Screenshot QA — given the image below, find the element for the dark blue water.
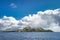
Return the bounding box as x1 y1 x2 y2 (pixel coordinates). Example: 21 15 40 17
0 32 60 40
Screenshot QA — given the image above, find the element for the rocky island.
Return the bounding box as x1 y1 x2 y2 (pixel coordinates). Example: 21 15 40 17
2 26 53 32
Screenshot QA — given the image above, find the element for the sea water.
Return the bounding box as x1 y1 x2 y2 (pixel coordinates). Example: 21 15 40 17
0 32 60 40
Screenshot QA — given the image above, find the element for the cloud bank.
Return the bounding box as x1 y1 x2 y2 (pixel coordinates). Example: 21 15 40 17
0 8 60 32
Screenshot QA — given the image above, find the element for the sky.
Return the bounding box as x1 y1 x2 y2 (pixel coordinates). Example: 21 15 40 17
0 0 60 32
0 0 60 19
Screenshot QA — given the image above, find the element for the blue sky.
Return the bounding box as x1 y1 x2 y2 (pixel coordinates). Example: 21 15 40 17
0 0 60 19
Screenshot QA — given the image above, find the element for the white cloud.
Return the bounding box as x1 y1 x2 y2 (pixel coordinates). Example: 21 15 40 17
21 14 47 28
9 3 17 8
0 16 19 31
0 8 60 32
48 23 60 32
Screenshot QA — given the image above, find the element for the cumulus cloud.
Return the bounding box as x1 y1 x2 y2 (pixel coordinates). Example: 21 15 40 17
0 16 19 31
9 3 17 8
48 23 60 32
0 8 60 32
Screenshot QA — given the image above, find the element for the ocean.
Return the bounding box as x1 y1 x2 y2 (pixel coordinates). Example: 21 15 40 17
0 32 60 40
